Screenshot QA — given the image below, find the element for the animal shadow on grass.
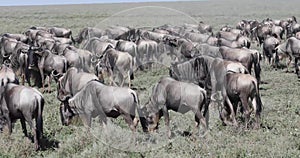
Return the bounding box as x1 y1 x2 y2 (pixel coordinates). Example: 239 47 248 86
27 134 60 151
40 136 60 151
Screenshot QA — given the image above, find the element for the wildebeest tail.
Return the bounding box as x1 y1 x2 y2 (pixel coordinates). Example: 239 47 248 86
130 56 134 80
201 89 210 128
251 53 261 84
70 31 76 44
253 80 262 114
36 96 44 140
63 58 68 73
131 90 148 132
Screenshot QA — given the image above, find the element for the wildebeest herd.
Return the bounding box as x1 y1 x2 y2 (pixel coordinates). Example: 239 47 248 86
0 15 299 150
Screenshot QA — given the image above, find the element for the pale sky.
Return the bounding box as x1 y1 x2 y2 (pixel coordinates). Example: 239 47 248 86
0 0 186 6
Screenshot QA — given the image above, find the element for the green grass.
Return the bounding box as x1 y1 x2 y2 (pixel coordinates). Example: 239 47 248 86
0 0 300 157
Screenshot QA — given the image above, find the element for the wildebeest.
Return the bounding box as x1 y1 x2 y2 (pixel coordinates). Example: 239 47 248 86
0 82 44 150
253 24 272 46
136 38 158 68
163 37 197 60
194 43 222 58
219 46 261 83
221 72 262 128
263 36 280 65
56 67 98 125
143 76 208 138
192 56 249 126
74 27 104 44
83 37 114 58
2 33 28 43
115 40 139 68
0 64 19 85
66 80 144 134
275 37 300 77
95 47 134 87
49 27 73 39
28 48 67 92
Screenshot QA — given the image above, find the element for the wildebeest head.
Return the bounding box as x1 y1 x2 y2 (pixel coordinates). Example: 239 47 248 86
94 62 106 83
169 62 180 80
0 115 8 132
59 101 74 126
27 46 41 70
143 98 162 132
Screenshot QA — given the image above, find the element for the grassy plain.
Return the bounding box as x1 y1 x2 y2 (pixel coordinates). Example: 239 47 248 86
0 0 299 157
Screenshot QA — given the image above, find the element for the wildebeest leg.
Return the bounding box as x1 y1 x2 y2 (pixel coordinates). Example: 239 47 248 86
21 71 25 85
25 68 31 86
286 55 292 72
20 118 28 137
240 95 250 129
108 69 117 86
4 114 12 134
48 75 52 93
79 114 92 128
39 69 45 93
162 106 171 138
122 113 136 142
194 110 207 137
251 97 260 129
224 96 238 127
295 57 300 78
119 72 125 87
127 71 131 88
26 118 39 150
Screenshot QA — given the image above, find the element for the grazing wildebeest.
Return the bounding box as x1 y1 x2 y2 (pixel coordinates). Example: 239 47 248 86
28 48 67 92
221 72 262 128
66 80 144 134
143 77 208 138
0 82 44 150
275 37 300 77
95 47 134 87
55 67 98 125
263 36 280 65
193 56 249 126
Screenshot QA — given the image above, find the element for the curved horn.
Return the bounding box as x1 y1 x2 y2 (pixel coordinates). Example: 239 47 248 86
59 94 72 102
2 53 10 58
211 92 221 102
91 56 98 63
51 70 61 77
3 59 10 65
